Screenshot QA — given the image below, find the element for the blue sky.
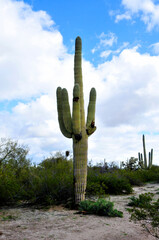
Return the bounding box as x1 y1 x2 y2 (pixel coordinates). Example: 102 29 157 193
15 0 159 64
1 0 159 165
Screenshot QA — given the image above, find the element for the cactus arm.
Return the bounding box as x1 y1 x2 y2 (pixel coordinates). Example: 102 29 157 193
61 88 72 134
140 153 144 168
72 84 81 137
142 134 147 168
138 152 142 168
86 88 97 136
148 152 151 169
56 87 72 138
150 148 153 168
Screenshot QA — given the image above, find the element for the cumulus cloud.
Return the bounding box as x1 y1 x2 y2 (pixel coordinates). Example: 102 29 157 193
0 0 74 101
0 0 74 159
115 11 132 23
1 0 159 164
91 32 117 54
97 48 159 127
116 0 159 31
100 42 129 59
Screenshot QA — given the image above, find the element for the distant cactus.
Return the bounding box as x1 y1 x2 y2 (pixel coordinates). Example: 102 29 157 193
138 135 153 169
56 37 97 205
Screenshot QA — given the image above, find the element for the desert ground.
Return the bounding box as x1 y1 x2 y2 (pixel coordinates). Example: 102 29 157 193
0 183 159 240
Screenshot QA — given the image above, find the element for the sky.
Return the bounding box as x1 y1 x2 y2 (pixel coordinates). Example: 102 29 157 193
1 0 159 165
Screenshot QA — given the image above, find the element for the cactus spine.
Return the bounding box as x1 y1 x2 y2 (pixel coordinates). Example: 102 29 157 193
56 37 97 205
138 134 153 169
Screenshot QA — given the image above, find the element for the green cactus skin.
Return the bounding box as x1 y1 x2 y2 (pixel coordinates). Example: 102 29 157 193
140 153 144 168
143 134 147 168
138 152 143 168
56 36 97 204
150 148 153 168
56 87 72 138
139 135 153 169
148 151 151 169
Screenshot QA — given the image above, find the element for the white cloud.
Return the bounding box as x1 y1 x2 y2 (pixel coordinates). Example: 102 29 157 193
100 50 113 58
97 48 159 127
0 0 74 101
1 0 159 165
89 47 159 164
99 32 118 47
116 0 159 31
115 11 132 23
100 42 129 58
150 42 159 54
122 0 154 13
91 32 117 54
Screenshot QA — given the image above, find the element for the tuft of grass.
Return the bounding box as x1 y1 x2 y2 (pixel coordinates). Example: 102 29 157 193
78 198 123 217
1 215 17 221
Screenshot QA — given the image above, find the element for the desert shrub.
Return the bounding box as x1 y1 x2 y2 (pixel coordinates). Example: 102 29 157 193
86 181 106 196
128 192 154 207
100 174 132 194
32 154 73 205
1 138 159 208
119 166 159 186
87 170 132 196
79 198 123 217
0 167 19 203
0 138 31 204
128 193 159 238
121 157 139 170
120 169 145 186
0 140 74 206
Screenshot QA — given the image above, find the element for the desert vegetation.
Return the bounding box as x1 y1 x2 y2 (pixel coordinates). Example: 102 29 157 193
127 192 159 238
0 138 159 238
0 138 159 207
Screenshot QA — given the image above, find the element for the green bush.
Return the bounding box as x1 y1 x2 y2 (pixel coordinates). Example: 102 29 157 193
30 154 73 205
79 198 123 217
120 170 144 186
128 192 154 207
128 193 159 238
118 166 159 186
0 138 159 208
0 140 74 206
87 170 132 196
0 138 31 204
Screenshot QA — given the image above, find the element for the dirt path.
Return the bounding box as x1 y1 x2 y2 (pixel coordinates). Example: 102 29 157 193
0 183 159 240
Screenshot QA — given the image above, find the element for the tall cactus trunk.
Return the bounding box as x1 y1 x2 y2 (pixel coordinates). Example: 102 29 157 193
56 36 97 205
73 136 88 203
142 134 147 168
73 37 88 203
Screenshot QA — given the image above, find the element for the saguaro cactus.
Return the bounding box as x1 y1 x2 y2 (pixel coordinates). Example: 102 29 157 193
138 134 153 169
56 36 97 204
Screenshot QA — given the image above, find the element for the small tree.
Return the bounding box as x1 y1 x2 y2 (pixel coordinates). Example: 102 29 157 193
120 157 139 170
0 138 31 204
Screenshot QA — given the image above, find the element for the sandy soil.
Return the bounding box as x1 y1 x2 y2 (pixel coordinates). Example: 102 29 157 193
0 183 159 240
